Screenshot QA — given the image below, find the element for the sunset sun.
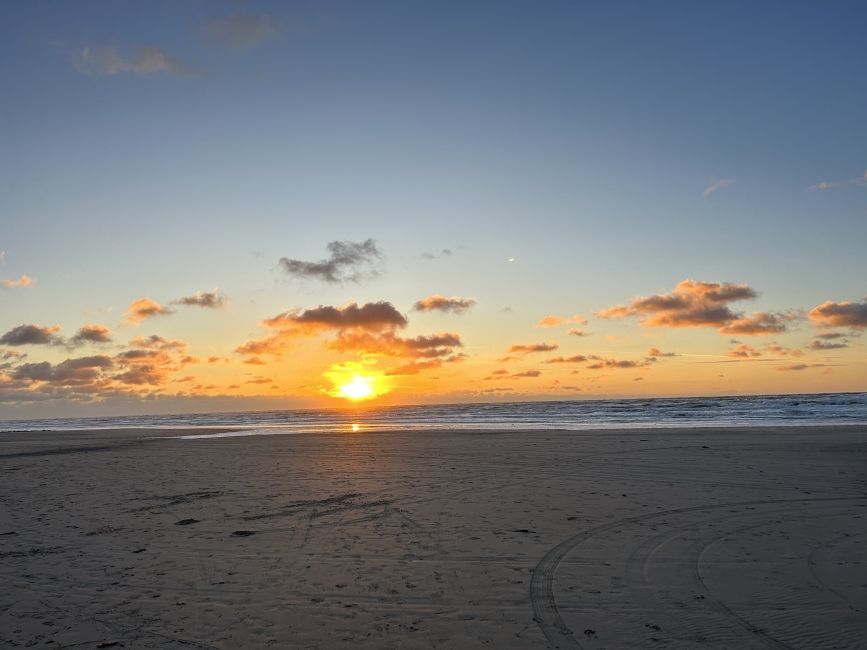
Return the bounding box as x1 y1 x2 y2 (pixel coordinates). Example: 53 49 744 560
337 374 376 401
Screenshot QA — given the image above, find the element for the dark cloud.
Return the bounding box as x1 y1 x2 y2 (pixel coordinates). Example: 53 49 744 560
586 356 650 370
265 301 407 332
279 239 383 283
808 298 867 329
204 13 280 49
808 339 848 350
413 295 476 314
543 355 588 364
71 324 112 345
128 335 187 352
719 311 799 336
511 370 541 378
0 324 62 346
175 290 227 309
508 343 559 354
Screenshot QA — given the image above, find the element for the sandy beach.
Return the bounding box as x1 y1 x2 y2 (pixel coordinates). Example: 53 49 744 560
1 425 866 649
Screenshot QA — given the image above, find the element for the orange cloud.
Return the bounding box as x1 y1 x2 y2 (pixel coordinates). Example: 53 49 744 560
71 324 112 345
536 314 587 328
124 297 173 325
413 295 476 314
1 275 33 289
808 298 867 329
719 311 799 336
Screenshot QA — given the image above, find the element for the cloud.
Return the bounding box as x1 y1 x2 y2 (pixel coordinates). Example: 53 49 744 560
765 343 804 357
204 13 280 49
775 363 831 372
728 344 762 358
264 301 407 332
511 370 541 378
385 355 464 376
543 355 588 364
809 170 867 191
420 248 453 260
718 311 799 336
174 290 227 309
71 324 112 345
328 331 462 360
279 239 383 284
0 324 62 346
598 279 794 336
508 343 559 354
702 178 734 198
128 335 187 352
586 356 650 370
568 328 591 337
413 295 476 314
808 339 848 350
808 298 867 329
1 275 33 289
73 45 187 77
646 347 677 358
536 314 588 328
124 298 174 326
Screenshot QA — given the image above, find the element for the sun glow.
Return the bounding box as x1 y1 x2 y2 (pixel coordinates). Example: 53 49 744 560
337 374 376 400
325 362 390 402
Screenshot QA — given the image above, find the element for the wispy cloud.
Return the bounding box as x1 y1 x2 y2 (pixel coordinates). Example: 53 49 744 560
174 290 227 309
809 170 867 191
279 239 383 284
413 295 476 314
0 274 32 289
204 14 281 50
702 178 734 198
73 45 188 77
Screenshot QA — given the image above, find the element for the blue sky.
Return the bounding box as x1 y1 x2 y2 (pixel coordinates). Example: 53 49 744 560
1 1 866 416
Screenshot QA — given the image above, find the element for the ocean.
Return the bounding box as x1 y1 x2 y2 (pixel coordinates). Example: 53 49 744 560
1 392 866 437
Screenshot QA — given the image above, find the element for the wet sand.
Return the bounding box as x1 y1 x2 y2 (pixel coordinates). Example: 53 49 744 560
1 425 866 649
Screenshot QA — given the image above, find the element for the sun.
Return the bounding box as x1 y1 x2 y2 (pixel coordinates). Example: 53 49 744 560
337 374 376 401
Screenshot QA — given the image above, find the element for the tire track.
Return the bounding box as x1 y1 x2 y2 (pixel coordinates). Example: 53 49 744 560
529 496 866 649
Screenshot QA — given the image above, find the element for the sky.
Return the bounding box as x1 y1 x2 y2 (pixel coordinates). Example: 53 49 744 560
1 0 866 418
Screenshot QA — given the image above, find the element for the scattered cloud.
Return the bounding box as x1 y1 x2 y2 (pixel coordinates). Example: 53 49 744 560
718 311 800 336
174 290 227 309
776 363 831 372
808 298 867 329
809 170 867 191
71 324 112 345
1 275 33 289
414 295 476 314
586 356 650 370
204 13 281 49
702 178 734 198
0 324 62 346
646 347 677 358
508 343 559 355
568 328 591 337
420 248 453 260
124 297 174 326
536 314 587 328
511 370 541 378
598 279 795 336
809 339 848 350
728 344 762 358
279 239 383 284
73 45 188 77
543 355 588 364
264 301 407 333
128 335 187 352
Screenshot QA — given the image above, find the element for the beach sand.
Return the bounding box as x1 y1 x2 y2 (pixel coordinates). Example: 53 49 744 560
1 425 866 649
